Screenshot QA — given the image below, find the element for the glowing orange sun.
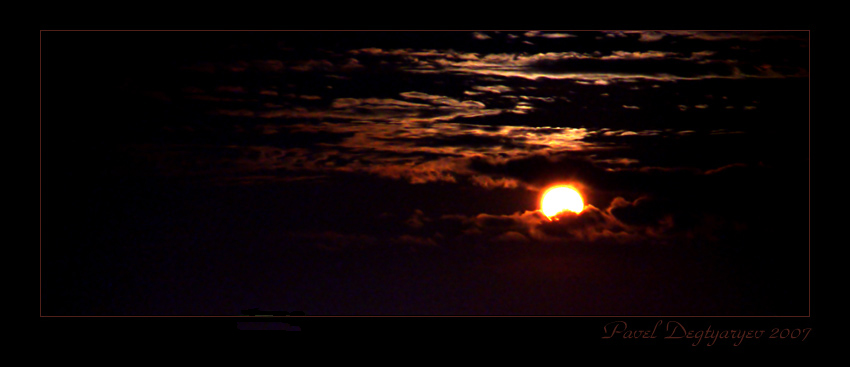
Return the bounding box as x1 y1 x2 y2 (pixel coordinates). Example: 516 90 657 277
540 185 584 219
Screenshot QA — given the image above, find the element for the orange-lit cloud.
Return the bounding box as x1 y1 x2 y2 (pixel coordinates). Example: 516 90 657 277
396 201 655 248
213 91 503 124
142 32 807 191
180 32 807 87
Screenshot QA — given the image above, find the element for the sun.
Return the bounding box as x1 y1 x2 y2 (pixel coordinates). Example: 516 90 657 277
540 185 584 219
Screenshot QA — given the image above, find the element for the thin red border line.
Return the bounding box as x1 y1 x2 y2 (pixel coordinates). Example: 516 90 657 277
37 29 813 31
36 29 812 319
808 30 811 318
41 315 812 318
38 30 811 318
39 30 42 317
39 31 40 315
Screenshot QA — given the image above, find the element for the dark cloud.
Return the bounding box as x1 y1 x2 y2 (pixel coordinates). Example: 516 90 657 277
395 203 638 248
185 56 366 75
464 148 805 241
647 31 805 42
608 195 671 228
468 153 611 193
536 205 632 242
167 117 594 186
360 163 796 250
527 55 736 79
387 132 537 151
492 231 530 244
106 30 807 190
405 209 430 229
212 92 503 124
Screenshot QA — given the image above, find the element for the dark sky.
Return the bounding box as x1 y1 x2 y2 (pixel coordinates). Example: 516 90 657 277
41 30 809 316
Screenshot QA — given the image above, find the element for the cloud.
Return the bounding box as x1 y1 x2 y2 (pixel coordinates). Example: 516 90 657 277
658 31 803 42
600 51 678 60
704 163 749 175
493 231 530 244
216 92 503 125
202 118 595 187
525 54 736 80
423 174 768 247
391 132 533 150
143 99 770 199
331 97 431 110
225 157 786 255
152 34 805 191
281 173 768 254
400 91 488 109
468 175 520 189
607 196 671 227
185 57 366 75
636 31 666 42
534 205 632 242
522 31 577 39
464 151 779 220
405 209 430 229
215 86 248 94
391 43 805 81
180 32 807 90
401 202 653 248
468 153 605 191
537 32 577 39
472 32 491 40
471 85 513 94
615 31 805 43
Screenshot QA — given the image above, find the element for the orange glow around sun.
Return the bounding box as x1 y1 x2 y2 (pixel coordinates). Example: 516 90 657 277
540 185 584 219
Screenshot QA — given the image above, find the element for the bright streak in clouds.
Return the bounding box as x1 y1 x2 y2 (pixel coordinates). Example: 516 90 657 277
540 185 585 219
